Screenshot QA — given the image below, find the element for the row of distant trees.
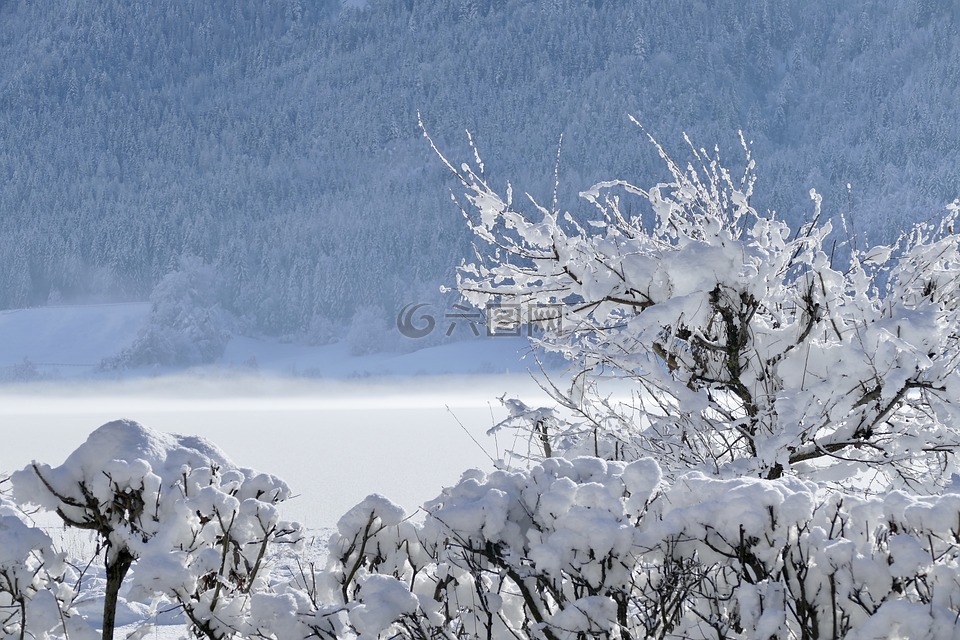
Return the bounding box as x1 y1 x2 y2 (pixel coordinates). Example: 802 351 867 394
2 0 959 339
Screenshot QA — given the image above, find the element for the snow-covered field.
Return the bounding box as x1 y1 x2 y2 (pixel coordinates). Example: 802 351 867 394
0 303 149 373
0 301 545 379
0 302 561 530
0 374 555 530
0 303 564 529
0 302 560 529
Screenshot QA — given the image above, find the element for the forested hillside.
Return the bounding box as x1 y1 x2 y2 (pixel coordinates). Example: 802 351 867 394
1 0 958 339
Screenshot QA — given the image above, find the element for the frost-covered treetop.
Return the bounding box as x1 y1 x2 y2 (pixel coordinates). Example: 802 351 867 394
17 419 228 496
434 125 960 491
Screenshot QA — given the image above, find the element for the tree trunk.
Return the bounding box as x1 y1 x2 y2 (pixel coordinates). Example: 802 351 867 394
103 548 135 640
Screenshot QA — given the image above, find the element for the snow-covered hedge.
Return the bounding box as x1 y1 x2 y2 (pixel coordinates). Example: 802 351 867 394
309 457 960 639
3 422 960 638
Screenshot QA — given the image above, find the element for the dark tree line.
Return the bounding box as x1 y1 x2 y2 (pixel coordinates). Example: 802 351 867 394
0 0 957 339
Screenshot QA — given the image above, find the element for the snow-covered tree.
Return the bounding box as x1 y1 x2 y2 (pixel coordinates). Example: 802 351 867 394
253 124 960 638
11 420 301 640
105 256 231 368
431 122 960 492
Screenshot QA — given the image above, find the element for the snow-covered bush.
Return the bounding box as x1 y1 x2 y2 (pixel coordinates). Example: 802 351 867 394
11 420 301 640
4 422 959 639
303 124 960 639
0 496 95 639
429 122 960 492
106 256 231 368
130 461 302 639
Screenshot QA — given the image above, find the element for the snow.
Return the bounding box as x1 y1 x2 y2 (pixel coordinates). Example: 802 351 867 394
20 422 249 499
336 494 406 535
548 596 617 638
0 304 562 640
0 374 555 531
4 286 960 638
0 302 562 534
0 303 149 371
348 575 419 637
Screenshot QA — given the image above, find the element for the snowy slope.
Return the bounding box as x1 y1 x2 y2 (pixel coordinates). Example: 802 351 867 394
0 302 547 379
0 303 149 373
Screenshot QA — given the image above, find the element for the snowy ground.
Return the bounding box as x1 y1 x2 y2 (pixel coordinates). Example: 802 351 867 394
0 302 563 526
0 302 149 374
0 374 557 529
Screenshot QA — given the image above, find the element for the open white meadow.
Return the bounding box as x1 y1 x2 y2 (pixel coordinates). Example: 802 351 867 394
0 374 554 530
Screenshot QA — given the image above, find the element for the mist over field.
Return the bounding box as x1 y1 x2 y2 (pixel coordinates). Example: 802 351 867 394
0 375 554 528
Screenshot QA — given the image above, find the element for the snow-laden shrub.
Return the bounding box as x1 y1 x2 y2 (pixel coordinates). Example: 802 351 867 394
316 459 664 639
4 424 960 639
11 420 301 640
0 496 96 639
286 124 960 639
316 458 960 639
